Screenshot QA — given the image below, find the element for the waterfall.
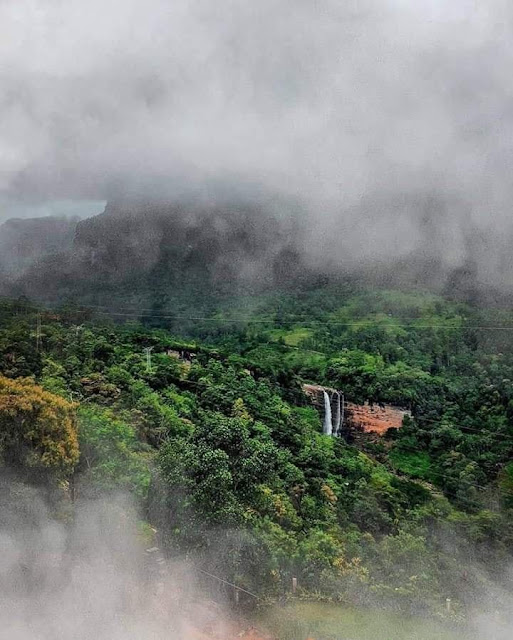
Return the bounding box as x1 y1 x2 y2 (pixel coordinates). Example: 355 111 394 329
323 390 332 435
340 393 345 436
333 391 341 436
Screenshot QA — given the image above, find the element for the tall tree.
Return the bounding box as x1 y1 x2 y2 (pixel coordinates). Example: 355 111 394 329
0 376 79 476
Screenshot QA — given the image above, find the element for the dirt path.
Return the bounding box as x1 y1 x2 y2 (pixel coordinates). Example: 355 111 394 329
188 621 274 640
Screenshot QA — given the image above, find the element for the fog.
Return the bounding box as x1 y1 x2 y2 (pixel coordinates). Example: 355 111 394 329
1 0 513 288
0 198 105 225
4 6 513 637
0 483 232 640
3 480 513 640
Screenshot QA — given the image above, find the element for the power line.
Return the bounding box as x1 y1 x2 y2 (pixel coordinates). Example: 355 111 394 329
196 568 260 600
173 372 507 441
29 311 507 445
161 374 506 497
7 299 513 495
411 414 513 438
80 337 511 443
389 449 501 494
87 309 513 330
14 298 513 330
46 300 513 326
140 364 504 476
158 374 511 491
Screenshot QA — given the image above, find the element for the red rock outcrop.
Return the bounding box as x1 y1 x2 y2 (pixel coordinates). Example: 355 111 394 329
345 402 409 434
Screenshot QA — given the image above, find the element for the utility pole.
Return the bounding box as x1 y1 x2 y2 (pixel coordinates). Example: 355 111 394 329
144 346 154 373
36 313 42 353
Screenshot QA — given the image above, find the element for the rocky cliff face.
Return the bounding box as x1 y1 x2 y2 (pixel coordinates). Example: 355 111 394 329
0 198 505 308
71 200 304 286
0 216 79 275
345 402 410 435
0 200 308 305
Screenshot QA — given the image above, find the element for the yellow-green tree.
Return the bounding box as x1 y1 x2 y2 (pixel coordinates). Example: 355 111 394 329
0 376 79 475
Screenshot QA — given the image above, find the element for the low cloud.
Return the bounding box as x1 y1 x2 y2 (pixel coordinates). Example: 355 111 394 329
1 0 513 287
0 481 230 640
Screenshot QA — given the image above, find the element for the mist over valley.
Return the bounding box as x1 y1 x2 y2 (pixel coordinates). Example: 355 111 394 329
3 1 513 639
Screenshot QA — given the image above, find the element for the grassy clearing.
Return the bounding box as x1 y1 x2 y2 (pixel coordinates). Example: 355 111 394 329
257 602 471 640
389 450 433 479
267 327 314 346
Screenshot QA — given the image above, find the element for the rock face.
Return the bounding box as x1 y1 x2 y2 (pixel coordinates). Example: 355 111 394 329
303 384 338 396
71 200 305 288
303 384 409 436
0 199 506 308
345 402 410 434
1 200 309 304
0 216 79 275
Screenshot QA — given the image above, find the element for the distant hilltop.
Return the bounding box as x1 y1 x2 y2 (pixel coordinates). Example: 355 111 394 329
0 198 507 308
0 200 308 304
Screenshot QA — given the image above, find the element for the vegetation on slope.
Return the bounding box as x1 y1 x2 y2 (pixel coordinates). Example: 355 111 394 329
1 287 513 619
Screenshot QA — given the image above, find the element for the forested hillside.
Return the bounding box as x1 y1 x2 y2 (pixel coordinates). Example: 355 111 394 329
2 287 513 620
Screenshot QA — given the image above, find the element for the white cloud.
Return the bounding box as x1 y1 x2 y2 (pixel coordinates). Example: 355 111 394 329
1 0 513 285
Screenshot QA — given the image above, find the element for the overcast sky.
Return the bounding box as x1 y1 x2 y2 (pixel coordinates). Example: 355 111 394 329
1 0 513 284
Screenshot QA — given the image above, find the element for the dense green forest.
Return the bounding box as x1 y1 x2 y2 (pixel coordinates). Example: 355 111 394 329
2 286 513 619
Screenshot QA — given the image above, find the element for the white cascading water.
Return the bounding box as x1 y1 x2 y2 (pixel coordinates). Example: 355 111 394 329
340 393 345 435
323 390 332 435
333 391 341 436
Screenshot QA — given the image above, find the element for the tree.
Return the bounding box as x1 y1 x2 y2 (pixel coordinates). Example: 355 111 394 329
158 411 282 538
77 405 151 497
0 375 78 476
